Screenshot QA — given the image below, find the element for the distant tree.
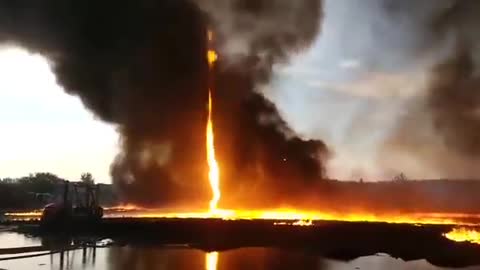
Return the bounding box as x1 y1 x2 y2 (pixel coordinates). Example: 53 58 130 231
1 177 16 184
80 173 95 185
17 172 65 193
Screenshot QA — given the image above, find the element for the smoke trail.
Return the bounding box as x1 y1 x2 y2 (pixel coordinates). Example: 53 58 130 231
0 0 327 207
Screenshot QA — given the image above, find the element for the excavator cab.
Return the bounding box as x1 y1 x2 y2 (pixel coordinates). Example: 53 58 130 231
41 180 103 228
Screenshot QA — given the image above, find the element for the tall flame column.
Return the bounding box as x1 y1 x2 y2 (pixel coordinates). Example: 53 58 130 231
206 30 220 212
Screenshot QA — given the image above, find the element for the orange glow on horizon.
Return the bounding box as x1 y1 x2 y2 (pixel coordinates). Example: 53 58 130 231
97 207 480 226
275 219 314 226
4 211 42 217
7 207 480 227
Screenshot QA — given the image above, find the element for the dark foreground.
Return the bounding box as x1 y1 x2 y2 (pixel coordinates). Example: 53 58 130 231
3 218 480 268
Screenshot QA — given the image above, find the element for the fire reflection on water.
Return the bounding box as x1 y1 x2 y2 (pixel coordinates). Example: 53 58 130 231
206 252 218 270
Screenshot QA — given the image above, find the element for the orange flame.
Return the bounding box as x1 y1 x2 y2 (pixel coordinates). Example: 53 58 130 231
206 29 220 212
207 91 221 212
207 50 218 68
444 227 480 244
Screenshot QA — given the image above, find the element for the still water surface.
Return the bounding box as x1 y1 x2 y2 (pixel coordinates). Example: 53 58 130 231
0 232 479 270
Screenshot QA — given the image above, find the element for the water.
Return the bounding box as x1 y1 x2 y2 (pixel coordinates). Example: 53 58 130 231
0 232 479 270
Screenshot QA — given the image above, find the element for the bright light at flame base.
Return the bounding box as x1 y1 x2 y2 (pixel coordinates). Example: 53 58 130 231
206 252 218 270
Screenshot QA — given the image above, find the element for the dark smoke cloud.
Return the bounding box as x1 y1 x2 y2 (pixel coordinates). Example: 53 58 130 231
0 0 210 207
0 0 326 207
428 1 480 158
380 0 480 178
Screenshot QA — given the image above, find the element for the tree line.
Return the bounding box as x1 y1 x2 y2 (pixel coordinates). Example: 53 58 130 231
1 172 96 193
0 172 99 211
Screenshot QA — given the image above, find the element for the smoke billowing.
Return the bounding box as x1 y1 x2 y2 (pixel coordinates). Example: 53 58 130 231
267 0 480 180
0 0 326 207
381 1 480 179
427 2 480 162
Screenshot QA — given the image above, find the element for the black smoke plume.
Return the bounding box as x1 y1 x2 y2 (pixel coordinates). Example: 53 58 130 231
428 1 480 159
0 0 326 207
381 1 480 178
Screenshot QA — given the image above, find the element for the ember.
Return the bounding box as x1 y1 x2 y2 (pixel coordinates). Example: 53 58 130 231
100 208 479 226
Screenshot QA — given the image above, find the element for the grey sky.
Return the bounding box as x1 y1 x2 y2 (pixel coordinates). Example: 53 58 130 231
0 47 118 183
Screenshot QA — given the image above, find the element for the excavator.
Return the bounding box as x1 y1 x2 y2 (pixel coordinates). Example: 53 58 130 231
40 180 103 227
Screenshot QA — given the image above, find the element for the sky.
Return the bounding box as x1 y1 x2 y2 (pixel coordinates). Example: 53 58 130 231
0 47 118 183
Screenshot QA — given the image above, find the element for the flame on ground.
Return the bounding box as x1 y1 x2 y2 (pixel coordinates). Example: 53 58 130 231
4 211 42 218
99 207 480 226
444 227 480 244
7 207 480 228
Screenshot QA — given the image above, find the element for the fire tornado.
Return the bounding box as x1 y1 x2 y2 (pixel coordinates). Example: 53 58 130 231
206 30 220 212
207 91 220 212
